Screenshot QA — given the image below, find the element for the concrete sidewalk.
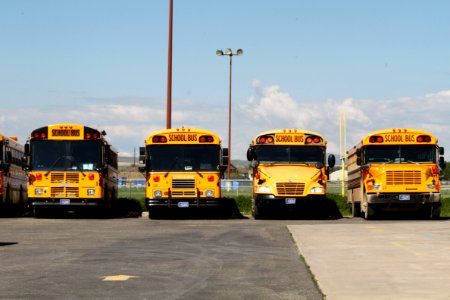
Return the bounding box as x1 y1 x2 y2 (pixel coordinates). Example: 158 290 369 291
288 221 450 300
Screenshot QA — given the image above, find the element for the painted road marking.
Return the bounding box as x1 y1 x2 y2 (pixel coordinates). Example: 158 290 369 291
102 275 139 281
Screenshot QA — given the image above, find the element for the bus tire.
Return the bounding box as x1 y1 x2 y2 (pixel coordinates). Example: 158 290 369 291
364 203 375 220
253 204 264 220
5 185 12 206
430 204 440 220
33 207 44 218
148 207 162 219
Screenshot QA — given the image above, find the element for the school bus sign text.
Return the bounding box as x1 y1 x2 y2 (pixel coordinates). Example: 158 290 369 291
275 134 304 143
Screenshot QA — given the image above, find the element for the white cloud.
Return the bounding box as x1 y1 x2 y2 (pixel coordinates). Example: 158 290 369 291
237 81 450 160
1 83 450 161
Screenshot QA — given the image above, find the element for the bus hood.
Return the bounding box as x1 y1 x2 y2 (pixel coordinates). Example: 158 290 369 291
258 165 322 181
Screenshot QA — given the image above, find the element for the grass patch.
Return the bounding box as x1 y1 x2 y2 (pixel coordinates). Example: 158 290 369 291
441 196 450 217
119 187 146 211
326 193 351 217
233 195 252 216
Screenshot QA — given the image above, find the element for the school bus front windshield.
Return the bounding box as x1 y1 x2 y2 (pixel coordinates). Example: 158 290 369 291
149 145 220 172
31 140 101 171
364 145 436 164
255 145 325 164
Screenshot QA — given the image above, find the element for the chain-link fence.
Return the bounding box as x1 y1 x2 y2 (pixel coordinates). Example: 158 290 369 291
118 178 450 199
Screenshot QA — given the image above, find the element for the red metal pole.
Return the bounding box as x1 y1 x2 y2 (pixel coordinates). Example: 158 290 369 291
227 55 232 179
166 0 173 129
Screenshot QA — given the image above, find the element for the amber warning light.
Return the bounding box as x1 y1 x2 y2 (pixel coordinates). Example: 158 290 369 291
31 127 48 139
152 136 168 143
199 135 214 143
257 135 274 144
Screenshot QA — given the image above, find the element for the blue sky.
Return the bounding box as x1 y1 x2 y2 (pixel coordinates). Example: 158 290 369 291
1 0 450 159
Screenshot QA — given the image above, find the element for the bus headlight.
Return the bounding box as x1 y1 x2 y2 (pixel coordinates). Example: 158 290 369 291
372 184 382 190
310 187 324 193
205 190 214 197
35 188 43 195
87 189 95 196
256 186 271 193
154 190 162 198
427 184 436 190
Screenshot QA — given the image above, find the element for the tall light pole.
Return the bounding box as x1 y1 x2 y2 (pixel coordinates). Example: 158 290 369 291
166 0 173 129
216 48 243 179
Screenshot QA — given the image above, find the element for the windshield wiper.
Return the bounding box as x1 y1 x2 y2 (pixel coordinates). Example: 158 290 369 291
164 157 179 178
44 156 64 176
67 156 87 177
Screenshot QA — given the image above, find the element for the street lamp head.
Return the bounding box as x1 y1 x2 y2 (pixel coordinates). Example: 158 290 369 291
236 49 244 56
216 49 224 56
225 48 233 55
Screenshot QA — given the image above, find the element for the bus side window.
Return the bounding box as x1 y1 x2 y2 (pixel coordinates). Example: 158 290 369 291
5 150 12 164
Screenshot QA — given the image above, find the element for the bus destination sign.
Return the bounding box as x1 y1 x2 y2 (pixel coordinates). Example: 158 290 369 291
275 134 304 143
52 129 81 137
168 133 198 142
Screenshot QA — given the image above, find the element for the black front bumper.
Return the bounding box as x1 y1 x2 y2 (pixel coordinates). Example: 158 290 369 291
146 198 220 209
30 198 102 207
254 194 325 208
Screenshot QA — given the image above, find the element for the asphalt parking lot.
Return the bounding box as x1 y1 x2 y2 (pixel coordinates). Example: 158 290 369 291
2 216 450 300
0 217 323 300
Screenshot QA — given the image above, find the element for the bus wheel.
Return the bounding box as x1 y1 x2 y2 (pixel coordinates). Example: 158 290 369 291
430 204 440 220
148 207 163 219
253 204 264 220
33 207 44 218
5 185 12 206
364 204 375 220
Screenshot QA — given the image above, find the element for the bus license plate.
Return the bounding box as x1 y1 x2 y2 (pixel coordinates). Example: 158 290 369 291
178 202 189 208
399 194 410 201
60 199 70 205
286 198 296 205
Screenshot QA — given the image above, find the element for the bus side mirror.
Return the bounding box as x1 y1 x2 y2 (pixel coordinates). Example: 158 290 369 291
222 148 229 166
219 165 227 176
439 157 446 170
327 154 336 168
246 147 255 161
356 148 362 165
25 143 30 156
357 157 362 166
138 147 147 171
139 147 146 165
439 147 445 155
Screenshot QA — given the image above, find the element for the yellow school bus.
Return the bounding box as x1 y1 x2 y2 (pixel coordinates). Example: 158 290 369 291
23 124 118 216
246 129 336 219
0 133 27 211
139 128 227 219
347 128 445 219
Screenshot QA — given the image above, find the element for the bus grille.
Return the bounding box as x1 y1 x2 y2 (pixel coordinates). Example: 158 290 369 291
386 171 421 185
172 179 195 189
66 173 79 183
50 187 80 198
172 191 196 196
276 182 305 196
51 173 80 184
